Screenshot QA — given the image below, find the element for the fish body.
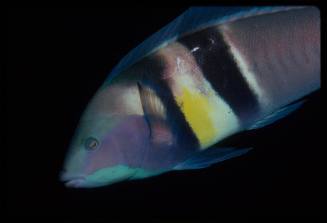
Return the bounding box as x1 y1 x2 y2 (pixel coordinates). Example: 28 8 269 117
61 6 320 187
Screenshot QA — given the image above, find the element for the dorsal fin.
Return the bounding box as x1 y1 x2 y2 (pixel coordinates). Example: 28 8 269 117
105 6 301 83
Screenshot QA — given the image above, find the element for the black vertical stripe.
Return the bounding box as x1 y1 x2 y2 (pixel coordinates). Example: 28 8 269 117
178 26 260 123
131 55 200 152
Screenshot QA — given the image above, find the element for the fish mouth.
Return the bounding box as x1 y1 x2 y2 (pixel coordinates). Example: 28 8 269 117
64 177 87 188
60 172 87 188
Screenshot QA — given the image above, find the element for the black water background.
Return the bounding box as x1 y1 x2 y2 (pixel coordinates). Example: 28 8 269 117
6 8 321 218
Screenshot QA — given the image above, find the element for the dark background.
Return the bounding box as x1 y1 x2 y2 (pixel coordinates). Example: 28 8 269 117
6 8 321 218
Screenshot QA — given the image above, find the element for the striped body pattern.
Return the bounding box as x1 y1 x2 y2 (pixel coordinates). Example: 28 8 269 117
61 6 320 187
126 6 320 151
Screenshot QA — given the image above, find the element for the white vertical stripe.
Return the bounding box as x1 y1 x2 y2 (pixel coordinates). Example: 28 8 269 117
219 25 269 108
158 42 240 149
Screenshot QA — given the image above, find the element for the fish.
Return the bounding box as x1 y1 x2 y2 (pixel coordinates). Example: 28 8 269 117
60 6 320 188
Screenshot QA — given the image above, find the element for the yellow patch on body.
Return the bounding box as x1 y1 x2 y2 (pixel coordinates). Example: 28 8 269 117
176 87 219 149
156 42 240 150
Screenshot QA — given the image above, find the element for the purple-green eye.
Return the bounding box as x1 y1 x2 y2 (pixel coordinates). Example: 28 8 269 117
85 137 99 151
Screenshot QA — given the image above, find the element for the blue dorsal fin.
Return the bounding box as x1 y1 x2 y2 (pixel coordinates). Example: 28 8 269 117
105 6 300 83
249 100 306 130
173 147 252 170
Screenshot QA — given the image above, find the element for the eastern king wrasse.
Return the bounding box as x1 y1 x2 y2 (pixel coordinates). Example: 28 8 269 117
60 6 320 188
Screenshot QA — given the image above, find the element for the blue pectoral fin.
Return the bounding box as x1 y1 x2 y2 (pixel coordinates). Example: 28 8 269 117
173 147 252 170
249 100 306 130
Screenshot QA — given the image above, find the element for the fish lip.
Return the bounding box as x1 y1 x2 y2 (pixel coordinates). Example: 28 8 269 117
60 172 87 188
65 177 87 188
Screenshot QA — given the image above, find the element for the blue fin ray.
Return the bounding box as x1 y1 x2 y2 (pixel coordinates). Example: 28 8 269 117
173 147 252 170
249 100 306 130
105 6 299 83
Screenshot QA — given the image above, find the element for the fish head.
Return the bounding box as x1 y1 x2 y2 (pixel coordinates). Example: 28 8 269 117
60 65 182 188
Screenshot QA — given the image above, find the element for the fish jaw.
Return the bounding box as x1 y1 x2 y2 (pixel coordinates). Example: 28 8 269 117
61 165 136 188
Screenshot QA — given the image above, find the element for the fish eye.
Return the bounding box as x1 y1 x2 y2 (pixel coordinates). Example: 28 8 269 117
85 137 99 151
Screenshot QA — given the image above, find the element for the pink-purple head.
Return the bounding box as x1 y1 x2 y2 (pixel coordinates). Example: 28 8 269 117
60 69 182 188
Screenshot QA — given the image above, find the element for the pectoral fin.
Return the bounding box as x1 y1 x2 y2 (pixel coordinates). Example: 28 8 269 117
137 82 173 145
